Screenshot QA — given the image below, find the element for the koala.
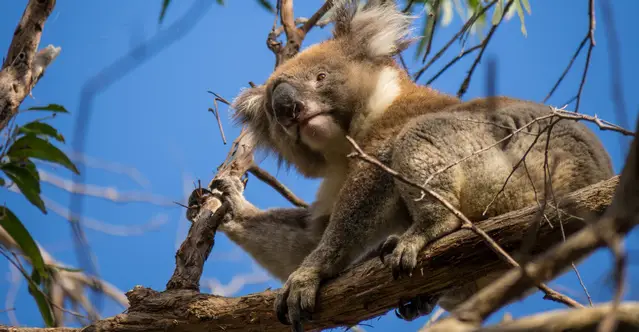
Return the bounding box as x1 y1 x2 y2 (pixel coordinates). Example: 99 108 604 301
189 0 614 330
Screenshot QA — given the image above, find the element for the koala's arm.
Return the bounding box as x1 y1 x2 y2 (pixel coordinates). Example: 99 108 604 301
275 159 404 326
191 177 323 282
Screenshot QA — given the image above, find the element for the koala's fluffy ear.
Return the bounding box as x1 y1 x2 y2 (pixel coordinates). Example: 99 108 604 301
331 0 415 59
232 85 270 144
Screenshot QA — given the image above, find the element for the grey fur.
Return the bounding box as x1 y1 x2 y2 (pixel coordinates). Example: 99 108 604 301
197 0 615 330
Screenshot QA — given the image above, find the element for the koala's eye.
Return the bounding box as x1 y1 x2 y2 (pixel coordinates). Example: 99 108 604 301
316 73 327 81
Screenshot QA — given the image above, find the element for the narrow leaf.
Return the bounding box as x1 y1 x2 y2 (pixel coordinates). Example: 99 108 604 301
492 0 503 25
7 135 79 174
521 0 531 14
515 0 527 37
27 282 55 327
18 122 65 143
255 0 275 13
1 162 46 213
27 104 68 113
0 207 47 278
159 0 172 23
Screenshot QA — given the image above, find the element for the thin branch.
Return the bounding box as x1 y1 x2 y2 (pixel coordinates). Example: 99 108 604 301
574 0 597 113
248 164 309 208
542 37 588 103
476 302 639 332
425 44 482 86
420 0 442 64
413 0 498 82
457 0 515 98
207 91 229 145
300 0 334 36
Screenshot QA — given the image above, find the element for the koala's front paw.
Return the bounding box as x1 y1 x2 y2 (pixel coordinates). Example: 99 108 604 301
379 233 427 280
185 187 212 221
395 294 438 321
274 266 321 332
210 176 247 222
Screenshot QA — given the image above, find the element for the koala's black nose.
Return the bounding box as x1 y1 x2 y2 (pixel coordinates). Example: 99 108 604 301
271 82 304 124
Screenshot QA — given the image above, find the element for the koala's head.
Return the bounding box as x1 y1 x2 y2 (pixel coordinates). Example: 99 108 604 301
232 0 415 177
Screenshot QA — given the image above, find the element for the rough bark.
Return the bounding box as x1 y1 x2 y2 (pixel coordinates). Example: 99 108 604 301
0 0 57 130
1 176 615 332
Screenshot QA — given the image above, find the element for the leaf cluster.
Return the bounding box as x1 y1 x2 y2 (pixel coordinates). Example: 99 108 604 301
1 104 79 327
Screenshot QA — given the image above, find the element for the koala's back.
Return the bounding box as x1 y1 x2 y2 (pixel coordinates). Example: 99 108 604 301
391 97 614 221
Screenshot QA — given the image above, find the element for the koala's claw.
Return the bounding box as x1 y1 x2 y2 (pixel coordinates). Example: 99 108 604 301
185 187 212 221
382 234 426 280
274 267 320 332
395 294 438 321
378 234 400 264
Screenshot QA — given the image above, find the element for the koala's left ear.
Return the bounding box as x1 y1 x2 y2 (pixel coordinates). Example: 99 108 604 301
331 0 416 59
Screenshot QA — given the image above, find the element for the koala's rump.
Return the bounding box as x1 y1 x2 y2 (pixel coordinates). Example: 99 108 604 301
390 98 614 222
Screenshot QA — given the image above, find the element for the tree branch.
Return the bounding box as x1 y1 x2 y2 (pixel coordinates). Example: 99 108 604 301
27 175 615 332
0 0 58 131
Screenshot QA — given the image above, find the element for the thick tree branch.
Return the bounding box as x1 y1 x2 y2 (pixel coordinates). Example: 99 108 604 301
0 0 58 131
166 129 255 290
23 176 615 332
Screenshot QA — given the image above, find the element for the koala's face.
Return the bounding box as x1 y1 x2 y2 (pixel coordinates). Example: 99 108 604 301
264 41 375 153
232 0 414 177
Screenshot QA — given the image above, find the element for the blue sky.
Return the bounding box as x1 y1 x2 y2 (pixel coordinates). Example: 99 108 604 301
1 0 638 330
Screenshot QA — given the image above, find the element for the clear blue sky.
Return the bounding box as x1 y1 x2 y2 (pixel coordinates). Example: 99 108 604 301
1 0 638 330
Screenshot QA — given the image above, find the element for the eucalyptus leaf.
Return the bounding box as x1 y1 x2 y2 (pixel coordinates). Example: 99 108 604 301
27 281 56 327
255 0 275 13
492 0 503 25
27 104 68 113
0 207 47 279
159 0 171 23
7 135 79 174
1 162 45 213
18 121 65 143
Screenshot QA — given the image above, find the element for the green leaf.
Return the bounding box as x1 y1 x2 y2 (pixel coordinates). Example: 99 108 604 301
216 0 224 5
0 207 47 278
18 121 65 143
492 0 503 25
159 0 171 23
1 161 45 213
521 0 531 14
255 0 275 13
27 104 68 113
0 177 5 186
7 135 79 174
514 0 528 37
27 281 55 327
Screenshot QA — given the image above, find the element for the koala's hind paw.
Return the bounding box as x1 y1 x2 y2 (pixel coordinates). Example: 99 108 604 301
395 294 438 321
378 234 400 263
274 266 320 332
380 233 428 280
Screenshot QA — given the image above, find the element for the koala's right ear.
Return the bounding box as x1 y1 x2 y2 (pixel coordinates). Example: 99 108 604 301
331 0 415 60
232 85 271 143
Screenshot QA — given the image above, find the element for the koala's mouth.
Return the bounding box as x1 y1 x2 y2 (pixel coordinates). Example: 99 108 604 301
297 112 325 127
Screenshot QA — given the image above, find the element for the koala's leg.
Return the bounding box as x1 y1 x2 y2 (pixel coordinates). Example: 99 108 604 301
275 160 408 328
186 177 322 282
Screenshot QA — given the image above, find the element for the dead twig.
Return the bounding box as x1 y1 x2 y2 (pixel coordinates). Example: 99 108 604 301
248 164 309 208
457 0 515 98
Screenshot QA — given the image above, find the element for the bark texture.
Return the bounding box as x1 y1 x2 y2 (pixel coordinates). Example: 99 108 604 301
3 176 615 332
